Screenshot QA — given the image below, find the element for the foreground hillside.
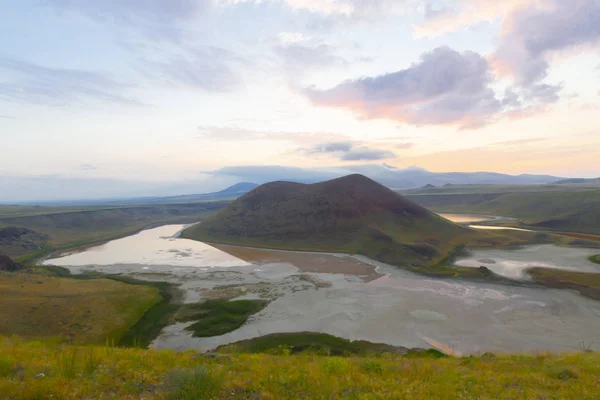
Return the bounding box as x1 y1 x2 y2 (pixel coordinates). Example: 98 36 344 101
183 175 531 271
1 338 598 400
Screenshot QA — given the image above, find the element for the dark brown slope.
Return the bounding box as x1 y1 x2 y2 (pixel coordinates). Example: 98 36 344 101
0 253 22 272
182 174 493 267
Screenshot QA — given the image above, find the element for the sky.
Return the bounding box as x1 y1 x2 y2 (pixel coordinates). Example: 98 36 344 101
1 0 600 201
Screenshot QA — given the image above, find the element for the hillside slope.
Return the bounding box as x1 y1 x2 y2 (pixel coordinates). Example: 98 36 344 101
0 202 229 259
183 175 514 268
405 186 600 235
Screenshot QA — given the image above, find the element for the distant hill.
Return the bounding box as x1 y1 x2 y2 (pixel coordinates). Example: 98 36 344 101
183 175 507 268
553 177 600 185
107 182 260 205
403 184 600 236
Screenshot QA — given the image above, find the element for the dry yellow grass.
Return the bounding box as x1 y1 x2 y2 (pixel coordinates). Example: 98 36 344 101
0 273 161 344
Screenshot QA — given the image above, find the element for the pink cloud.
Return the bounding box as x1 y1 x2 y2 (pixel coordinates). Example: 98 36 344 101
304 46 503 129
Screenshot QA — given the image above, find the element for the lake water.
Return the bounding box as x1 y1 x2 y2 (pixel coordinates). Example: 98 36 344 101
43 223 600 355
438 213 494 223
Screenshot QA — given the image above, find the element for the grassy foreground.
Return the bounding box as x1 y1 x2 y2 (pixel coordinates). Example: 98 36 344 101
0 272 161 344
1 337 599 399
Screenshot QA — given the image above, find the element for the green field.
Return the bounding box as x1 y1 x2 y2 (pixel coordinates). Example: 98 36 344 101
0 272 161 344
1 336 599 399
403 184 600 235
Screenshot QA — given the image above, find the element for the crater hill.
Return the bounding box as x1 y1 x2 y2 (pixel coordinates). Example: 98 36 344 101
182 174 522 268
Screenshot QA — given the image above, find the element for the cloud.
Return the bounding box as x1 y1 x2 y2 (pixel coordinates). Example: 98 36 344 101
491 138 547 147
0 115 17 120
197 126 347 144
46 0 210 38
308 142 354 153
494 0 600 89
275 42 348 74
208 165 340 184
303 141 396 161
394 142 414 149
304 46 502 128
139 46 248 92
415 0 536 37
0 58 143 107
77 164 98 171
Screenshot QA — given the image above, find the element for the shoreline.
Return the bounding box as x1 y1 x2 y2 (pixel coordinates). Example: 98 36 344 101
35 220 202 267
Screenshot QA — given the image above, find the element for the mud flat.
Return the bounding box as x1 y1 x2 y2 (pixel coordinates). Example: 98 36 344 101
454 244 600 280
43 225 600 355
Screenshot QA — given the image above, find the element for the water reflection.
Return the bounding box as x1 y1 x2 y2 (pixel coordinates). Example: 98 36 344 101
44 225 250 268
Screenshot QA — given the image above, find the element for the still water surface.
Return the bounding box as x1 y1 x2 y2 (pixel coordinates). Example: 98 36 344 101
44 222 600 355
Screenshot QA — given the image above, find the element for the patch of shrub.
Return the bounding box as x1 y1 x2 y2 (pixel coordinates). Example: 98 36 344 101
164 366 223 400
361 360 383 374
322 358 349 374
546 366 578 381
0 356 12 377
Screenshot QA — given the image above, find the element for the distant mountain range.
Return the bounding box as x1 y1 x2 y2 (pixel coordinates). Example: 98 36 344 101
131 166 569 205
553 177 600 185
208 164 568 190
7 164 590 205
136 182 260 204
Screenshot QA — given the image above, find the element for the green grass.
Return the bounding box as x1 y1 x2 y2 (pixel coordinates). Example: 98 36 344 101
1 336 600 399
215 332 445 357
589 255 600 265
108 277 181 348
527 268 600 301
163 365 224 400
182 300 269 338
0 272 161 344
36 268 183 348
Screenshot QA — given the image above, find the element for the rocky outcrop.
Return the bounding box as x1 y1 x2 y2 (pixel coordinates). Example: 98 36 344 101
0 253 22 272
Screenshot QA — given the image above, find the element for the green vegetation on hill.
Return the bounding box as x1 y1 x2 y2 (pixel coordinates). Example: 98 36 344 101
1 337 599 399
216 332 442 357
404 185 600 235
183 175 534 272
528 268 600 301
178 300 269 338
